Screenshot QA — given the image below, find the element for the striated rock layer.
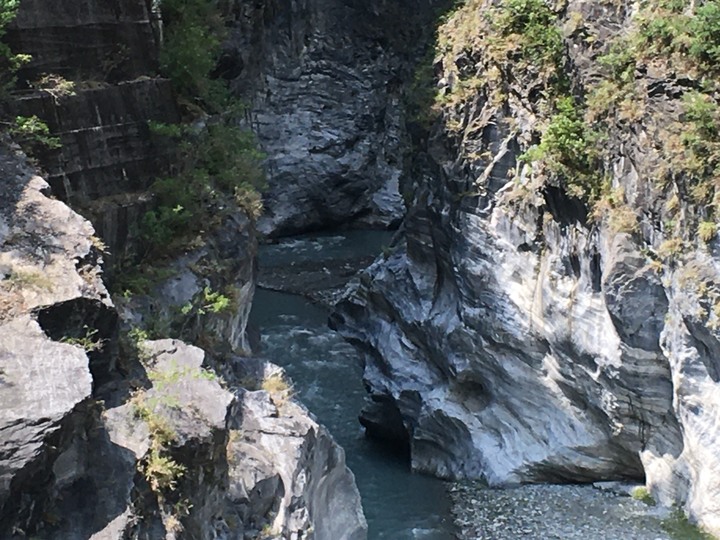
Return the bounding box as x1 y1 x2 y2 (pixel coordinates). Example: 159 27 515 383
333 0 720 534
4 0 176 271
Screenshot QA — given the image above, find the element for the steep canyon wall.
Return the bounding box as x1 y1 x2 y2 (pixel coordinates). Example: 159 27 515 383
224 0 444 235
332 0 720 534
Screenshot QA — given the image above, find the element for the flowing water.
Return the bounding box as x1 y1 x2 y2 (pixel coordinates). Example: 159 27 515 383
249 231 456 539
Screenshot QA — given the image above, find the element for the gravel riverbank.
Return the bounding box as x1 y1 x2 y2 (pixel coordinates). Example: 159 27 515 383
451 482 673 540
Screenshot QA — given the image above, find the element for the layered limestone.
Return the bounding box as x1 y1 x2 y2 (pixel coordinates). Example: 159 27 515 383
4 0 175 268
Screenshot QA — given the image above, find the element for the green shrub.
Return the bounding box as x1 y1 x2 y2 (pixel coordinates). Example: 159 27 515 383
159 0 228 111
522 97 603 201
597 43 636 83
125 0 266 262
698 221 717 243
493 0 564 65
60 325 104 353
405 49 440 132
32 73 76 99
679 92 720 203
636 11 689 55
0 0 31 95
179 285 235 318
110 0 265 287
148 119 185 138
689 0 720 67
199 121 265 193
112 264 176 296
662 509 715 540
132 389 186 492
630 486 656 506
631 0 720 74
201 286 233 314
683 91 719 140
138 118 265 255
540 98 591 165
10 115 61 154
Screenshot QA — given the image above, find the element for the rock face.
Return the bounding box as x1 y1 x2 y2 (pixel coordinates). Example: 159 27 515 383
226 0 443 236
0 143 112 536
6 0 159 82
0 154 366 536
0 317 92 532
116 208 258 355
332 0 720 534
5 0 177 271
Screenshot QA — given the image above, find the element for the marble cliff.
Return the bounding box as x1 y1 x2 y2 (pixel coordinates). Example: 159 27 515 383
332 0 720 534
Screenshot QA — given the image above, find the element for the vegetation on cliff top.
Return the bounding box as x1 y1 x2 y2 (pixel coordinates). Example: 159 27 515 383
159 0 228 113
0 1 54 158
412 0 720 247
139 0 265 255
587 0 720 246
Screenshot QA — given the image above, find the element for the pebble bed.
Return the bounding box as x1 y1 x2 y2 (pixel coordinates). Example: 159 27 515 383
451 482 673 540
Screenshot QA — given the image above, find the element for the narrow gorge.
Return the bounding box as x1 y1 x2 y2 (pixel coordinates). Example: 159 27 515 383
1 0 719 538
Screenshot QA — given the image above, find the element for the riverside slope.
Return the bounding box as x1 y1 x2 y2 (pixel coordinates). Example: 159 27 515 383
332 0 720 535
0 143 366 539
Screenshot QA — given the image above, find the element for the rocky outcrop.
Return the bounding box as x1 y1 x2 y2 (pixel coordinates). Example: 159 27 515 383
224 358 366 539
0 142 112 537
225 0 444 236
0 144 366 537
332 0 720 534
0 317 93 535
95 340 367 540
116 207 258 355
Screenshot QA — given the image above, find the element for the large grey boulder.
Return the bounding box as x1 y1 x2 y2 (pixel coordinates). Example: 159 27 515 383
0 317 92 520
0 143 112 537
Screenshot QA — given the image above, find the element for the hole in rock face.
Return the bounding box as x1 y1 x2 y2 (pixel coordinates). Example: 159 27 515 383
452 378 490 413
359 395 412 462
542 185 588 226
590 252 602 292
363 431 413 465
34 298 119 388
517 242 532 252
569 253 581 278
527 461 645 484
